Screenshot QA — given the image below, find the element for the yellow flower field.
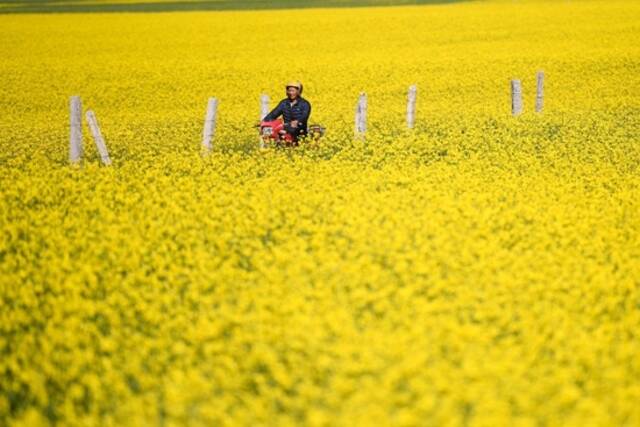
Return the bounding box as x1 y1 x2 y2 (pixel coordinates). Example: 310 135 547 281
1 0 639 425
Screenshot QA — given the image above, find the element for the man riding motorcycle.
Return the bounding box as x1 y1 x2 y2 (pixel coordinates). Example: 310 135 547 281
262 81 311 142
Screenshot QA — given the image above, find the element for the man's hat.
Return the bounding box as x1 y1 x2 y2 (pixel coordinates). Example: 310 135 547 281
285 81 303 94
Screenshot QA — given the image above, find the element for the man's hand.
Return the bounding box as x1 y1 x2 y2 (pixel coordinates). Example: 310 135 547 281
291 120 299 128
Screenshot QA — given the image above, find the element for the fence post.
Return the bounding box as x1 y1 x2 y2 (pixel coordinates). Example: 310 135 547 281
85 110 111 166
535 71 544 113
355 92 367 139
202 97 218 153
260 94 270 121
406 84 417 129
69 96 83 164
511 79 523 116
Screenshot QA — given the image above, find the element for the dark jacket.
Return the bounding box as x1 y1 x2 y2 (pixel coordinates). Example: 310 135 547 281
264 97 311 135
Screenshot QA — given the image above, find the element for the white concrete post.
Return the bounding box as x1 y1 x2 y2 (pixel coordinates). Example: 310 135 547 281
85 110 111 166
535 71 544 113
355 92 367 138
354 97 360 136
406 84 417 129
202 97 218 153
511 79 523 116
69 96 83 163
260 94 270 120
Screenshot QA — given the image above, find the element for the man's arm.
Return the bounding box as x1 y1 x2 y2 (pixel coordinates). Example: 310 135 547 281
290 101 311 130
299 101 311 125
263 101 284 121
287 101 311 135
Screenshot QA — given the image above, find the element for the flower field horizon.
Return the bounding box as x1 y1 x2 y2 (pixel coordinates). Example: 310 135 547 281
1 0 639 425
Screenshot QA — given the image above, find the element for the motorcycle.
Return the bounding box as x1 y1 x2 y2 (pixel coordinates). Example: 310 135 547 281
257 118 325 148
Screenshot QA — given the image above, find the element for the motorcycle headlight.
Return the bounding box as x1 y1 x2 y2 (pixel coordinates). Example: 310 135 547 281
262 127 273 136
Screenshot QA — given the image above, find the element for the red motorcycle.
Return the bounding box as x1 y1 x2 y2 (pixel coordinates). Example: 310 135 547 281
258 118 325 148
